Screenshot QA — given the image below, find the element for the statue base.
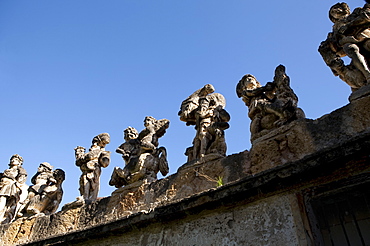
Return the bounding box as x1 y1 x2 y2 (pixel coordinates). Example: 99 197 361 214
349 84 370 102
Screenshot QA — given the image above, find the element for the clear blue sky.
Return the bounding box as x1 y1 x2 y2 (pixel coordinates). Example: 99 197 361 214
0 0 362 207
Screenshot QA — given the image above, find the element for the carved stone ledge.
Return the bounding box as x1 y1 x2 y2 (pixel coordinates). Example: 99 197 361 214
349 84 370 102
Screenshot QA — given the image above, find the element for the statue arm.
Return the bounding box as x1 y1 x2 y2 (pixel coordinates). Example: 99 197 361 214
31 173 38 185
339 10 370 35
243 87 265 97
339 35 365 46
116 144 126 155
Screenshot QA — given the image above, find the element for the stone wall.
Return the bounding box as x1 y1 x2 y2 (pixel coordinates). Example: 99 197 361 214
72 194 307 246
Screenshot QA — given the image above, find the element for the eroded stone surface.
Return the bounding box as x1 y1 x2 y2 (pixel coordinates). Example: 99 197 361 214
246 87 370 174
17 163 65 218
237 65 305 141
110 117 170 188
319 2 370 91
75 133 111 202
0 154 28 224
71 194 306 246
179 84 230 162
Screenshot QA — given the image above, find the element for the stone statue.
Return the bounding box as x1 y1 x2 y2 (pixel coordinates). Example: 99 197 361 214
109 117 170 188
19 168 65 216
26 162 54 205
319 2 370 91
236 65 305 141
75 133 111 201
17 162 53 216
179 84 230 162
0 154 28 224
116 127 140 166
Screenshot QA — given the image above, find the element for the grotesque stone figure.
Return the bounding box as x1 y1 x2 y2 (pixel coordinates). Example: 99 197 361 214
319 2 370 91
110 117 169 188
237 65 305 141
0 154 28 224
19 168 65 216
179 84 230 162
75 133 111 202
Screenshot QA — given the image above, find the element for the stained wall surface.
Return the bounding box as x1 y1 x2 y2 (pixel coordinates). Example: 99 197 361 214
74 194 307 246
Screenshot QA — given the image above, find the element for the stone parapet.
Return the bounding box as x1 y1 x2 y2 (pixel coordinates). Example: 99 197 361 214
0 92 369 245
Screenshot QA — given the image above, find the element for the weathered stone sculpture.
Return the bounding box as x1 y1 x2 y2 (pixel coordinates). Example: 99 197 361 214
75 133 111 202
319 2 370 91
27 162 54 205
17 162 53 216
0 154 28 224
179 84 230 162
109 117 170 188
237 65 305 141
19 168 65 216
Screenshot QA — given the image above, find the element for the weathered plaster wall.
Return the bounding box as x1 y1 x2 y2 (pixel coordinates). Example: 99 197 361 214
74 194 307 246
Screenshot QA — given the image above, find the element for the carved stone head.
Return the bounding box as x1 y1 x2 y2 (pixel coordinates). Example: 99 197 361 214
144 116 156 127
74 146 86 158
207 93 226 109
53 169 65 183
124 127 139 142
199 84 215 97
92 133 110 148
38 162 53 172
236 74 261 98
329 2 350 23
9 154 23 167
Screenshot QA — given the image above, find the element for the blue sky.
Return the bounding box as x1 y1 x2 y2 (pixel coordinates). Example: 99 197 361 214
0 0 362 207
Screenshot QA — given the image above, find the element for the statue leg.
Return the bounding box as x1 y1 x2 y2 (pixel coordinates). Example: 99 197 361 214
199 133 210 158
192 137 201 160
81 176 90 200
89 179 99 201
362 39 370 53
250 116 262 137
0 196 7 222
344 43 370 82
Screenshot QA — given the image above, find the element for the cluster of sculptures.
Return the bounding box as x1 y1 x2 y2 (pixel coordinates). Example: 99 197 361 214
109 116 169 188
319 2 370 91
0 155 65 224
236 65 305 140
1 0 368 226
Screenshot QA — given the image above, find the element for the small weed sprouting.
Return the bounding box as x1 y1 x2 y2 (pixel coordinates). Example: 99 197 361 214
195 170 224 188
216 176 224 187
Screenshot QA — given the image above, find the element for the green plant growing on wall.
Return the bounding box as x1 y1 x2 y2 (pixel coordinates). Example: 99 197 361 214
216 176 223 187
195 170 224 188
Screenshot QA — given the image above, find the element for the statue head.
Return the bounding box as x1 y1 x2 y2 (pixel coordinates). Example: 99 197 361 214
329 2 350 23
236 74 261 98
124 127 139 142
207 93 226 109
199 84 215 97
53 169 65 183
74 146 86 158
144 116 156 127
9 154 23 167
38 162 53 173
92 133 110 148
